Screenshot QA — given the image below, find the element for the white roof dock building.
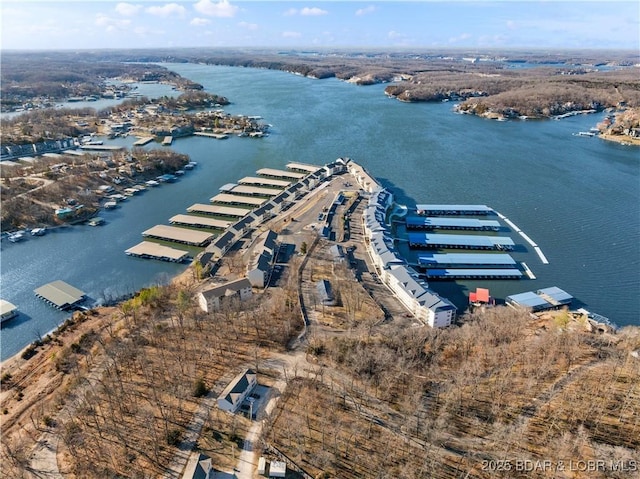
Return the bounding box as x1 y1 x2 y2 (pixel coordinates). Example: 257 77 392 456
217 368 257 413
198 278 253 313
238 176 291 188
256 167 306 181
0 300 18 323
34 280 86 310
187 203 250 218
125 241 189 262
210 193 266 207
142 224 214 246
169 214 231 230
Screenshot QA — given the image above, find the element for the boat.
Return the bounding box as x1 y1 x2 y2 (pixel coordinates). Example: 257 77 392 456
8 231 26 242
104 201 118 209
145 180 160 187
88 217 105 226
174 170 185 176
31 227 47 236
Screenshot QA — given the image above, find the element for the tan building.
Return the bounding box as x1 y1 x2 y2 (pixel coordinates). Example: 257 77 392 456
197 278 253 313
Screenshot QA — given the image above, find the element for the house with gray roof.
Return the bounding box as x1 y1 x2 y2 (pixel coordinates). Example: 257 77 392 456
217 369 257 413
198 278 253 313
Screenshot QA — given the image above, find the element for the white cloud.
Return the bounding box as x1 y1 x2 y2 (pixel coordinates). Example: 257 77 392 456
146 3 186 17
95 14 131 32
238 21 258 31
300 7 328 16
191 17 211 26
194 0 238 18
355 5 377 17
115 3 142 17
282 31 302 38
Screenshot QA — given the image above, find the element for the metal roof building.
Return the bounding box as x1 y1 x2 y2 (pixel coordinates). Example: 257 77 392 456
209 193 266 206
169 214 231 230
34 280 86 310
408 233 515 250
125 241 189 262
238 176 291 188
406 216 501 231
418 253 517 268
426 269 523 279
506 286 573 312
187 203 249 218
256 167 306 180
415 204 494 215
142 225 214 246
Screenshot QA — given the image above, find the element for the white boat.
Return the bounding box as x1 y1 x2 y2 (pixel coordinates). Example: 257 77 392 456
87 217 105 226
104 201 118 209
8 231 26 242
145 180 160 187
31 227 47 236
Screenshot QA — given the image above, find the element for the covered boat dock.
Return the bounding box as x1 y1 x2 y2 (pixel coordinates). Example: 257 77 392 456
142 225 214 246
225 184 282 197
408 233 515 250
406 216 501 231
169 214 231 230
187 204 249 218
506 286 573 312
238 176 291 188
210 193 266 207
286 162 322 174
34 280 86 310
425 268 523 279
126 241 190 262
256 168 306 181
418 253 517 268
415 204 494 215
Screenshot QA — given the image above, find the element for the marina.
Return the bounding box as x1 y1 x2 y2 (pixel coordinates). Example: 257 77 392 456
406 216 501 231
408 233 515 250
142 224 214 246
222 184 283 197
125 241 190 263
34 280 86 310
238 176 291 188
169 214 231 230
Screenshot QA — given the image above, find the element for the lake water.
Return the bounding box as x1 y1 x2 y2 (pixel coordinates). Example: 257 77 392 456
1 64 638 360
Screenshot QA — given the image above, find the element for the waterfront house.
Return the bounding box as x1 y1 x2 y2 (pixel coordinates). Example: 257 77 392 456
197 278 253 313
217 369 257 413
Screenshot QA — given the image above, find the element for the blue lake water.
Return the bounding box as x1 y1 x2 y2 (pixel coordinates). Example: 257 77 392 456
1 64 638 360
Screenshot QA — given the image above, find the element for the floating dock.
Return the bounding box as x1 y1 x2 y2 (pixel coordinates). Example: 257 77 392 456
256 168 306 181
162 136 173 146
494 210 549 264
415 204 494 215
210 193 267 207
406 216 501 231
142 225 214 246
34 280 86 310
125 241 189 262
169 214 231 230
408 233 515 250
133 136 154 146
79 144 124 151
417 253 517 268
425 268 523 279
187 203 250 218
193 132 228 139
506 286 573 312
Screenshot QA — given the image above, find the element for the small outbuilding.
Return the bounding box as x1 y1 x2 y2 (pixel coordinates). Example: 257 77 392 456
269 460 286 478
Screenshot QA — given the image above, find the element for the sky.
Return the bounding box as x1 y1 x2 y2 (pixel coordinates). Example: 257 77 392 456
1 1 638 51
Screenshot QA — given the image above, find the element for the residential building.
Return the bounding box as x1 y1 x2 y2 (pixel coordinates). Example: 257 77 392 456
198 278 253 313
217 369 257 413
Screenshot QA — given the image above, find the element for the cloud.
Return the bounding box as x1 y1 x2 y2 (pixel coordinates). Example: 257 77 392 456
95 14 131 32
194 0 238 18
355 5 377 16
238 21 258 31
146 3 186 17
448 33 472 44
282 31 302 38
115 3 142 17
191 17 211 26
284 7 328 16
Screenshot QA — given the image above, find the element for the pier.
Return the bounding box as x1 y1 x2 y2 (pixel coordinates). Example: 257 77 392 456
425 268 523 279
162 136 173 146
238 176 291 188
187 204 250 218
256 168 306 181
408 233 515 250
418 253 517 268
285 162 323 174
169 214 231 230
406 216 501 231
210 193 267 207
133 136 154 146
415 204 494 216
